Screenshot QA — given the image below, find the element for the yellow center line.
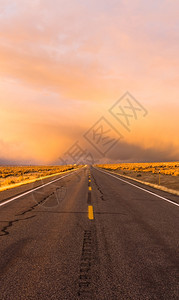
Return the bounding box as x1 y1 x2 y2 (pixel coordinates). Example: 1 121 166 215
88 186 92 191
88 205 94 220
89 179 91 182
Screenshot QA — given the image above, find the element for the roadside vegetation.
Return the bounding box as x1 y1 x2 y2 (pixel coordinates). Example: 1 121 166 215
97 162 179 193
0 165 79 191
97 162 179 176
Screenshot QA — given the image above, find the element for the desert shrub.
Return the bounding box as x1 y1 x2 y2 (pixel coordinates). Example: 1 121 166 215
10 180 15 184
174 171 179 176
97 162 179 177
0 165 79 189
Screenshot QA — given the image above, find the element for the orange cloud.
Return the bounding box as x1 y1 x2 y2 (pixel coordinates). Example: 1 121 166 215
0 0 178 164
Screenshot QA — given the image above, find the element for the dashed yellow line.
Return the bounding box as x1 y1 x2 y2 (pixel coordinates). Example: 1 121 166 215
88 186 92 191
88 205 94 220
89 179 91 182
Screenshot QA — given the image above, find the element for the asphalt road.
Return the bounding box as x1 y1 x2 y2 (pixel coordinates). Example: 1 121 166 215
0 166 178 300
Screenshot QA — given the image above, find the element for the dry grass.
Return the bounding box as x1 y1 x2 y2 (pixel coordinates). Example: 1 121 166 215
97 162 179 193
0 165 79 191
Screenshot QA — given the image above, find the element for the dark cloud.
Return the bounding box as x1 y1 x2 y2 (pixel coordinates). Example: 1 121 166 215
0 157 38 166
96 141 179 164
52 138 179 165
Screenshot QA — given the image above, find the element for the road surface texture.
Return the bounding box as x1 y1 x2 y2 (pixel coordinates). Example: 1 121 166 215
0 166 178 299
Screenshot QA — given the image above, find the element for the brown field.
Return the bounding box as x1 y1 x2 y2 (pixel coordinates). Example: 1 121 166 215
97 162 179 193
0 165 79 191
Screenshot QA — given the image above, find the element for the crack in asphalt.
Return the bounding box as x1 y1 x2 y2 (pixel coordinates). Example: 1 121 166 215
16 186 66 216
0 186 66 236
0 215 35 236
91 175 105 201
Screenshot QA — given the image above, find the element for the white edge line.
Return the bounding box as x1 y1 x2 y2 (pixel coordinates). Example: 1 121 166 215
94 167 179 207
0 168 84 208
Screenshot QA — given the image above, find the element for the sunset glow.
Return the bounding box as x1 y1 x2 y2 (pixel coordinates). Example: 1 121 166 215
0 0 178 164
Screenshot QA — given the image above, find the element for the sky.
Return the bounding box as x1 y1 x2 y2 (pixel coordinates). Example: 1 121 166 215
0 0 178 165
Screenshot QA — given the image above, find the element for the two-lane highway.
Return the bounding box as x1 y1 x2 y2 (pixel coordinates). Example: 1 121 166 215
0 166 178 299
